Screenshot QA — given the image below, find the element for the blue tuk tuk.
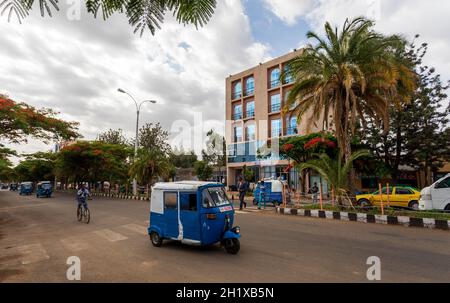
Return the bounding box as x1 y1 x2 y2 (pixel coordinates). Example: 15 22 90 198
36 181 53 198
253 179 285 207
148 181 241 254
19 182 33 195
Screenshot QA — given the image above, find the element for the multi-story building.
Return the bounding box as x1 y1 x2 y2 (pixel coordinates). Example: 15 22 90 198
225 50 328 191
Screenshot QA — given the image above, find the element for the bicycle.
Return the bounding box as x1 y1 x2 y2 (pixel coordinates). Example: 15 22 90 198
77 197 91 224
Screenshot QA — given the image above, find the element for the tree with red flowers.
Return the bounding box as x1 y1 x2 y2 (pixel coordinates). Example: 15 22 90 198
0 94 80 143
280 132 337 193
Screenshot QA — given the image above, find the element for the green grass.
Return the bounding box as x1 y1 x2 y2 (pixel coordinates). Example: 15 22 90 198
294 204 450 220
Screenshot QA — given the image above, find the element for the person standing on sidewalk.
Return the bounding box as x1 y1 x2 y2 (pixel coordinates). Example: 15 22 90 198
237 177 248 210
311 182 319 204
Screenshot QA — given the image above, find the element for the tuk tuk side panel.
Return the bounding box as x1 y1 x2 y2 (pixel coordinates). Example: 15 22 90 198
178 192 201 242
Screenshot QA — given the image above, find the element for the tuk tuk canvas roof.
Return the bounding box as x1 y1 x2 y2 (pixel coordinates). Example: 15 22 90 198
152 181 222 191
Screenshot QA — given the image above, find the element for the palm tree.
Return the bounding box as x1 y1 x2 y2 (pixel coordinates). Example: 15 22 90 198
297 150 370 206
0 0 216 36
283 17 416 189
129 148 172 196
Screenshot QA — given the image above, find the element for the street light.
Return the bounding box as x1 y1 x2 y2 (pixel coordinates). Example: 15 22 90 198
118 88 157 196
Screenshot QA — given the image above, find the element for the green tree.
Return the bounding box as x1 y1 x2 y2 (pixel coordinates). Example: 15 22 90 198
0 94 80 143
14 152 56 182
298 150 370 206
0 147 17 181
98 128 128 145
201 129 226 179
361 38 450 185
242 165 254 183
0 0 217 36
170 147 198 168
129 148 173 194
136 122 171 155
194 160 212 181
284 17 416 190
56 141 132 188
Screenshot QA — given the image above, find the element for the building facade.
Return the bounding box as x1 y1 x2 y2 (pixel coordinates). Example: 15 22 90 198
225 50 329 191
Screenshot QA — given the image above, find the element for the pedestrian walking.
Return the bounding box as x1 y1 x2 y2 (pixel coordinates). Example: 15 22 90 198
311 182 319 204
237 177 248 210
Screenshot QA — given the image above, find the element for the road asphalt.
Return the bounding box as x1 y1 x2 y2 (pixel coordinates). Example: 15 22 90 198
0 190 449 282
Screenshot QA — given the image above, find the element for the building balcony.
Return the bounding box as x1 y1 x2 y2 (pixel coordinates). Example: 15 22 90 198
283 76 294 85
285 127 298 136
271 128 282 138
245 110 255 118
233 113 243 120
269 79 280 89
244 88 254 97
232 92 242 100
270 103 281 113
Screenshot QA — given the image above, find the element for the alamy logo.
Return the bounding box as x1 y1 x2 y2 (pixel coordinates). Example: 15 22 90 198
66 256 81 281
366 256 381 281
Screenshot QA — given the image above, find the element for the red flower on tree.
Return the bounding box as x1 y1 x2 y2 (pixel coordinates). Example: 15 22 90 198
304 137 336 150
282 143 295 152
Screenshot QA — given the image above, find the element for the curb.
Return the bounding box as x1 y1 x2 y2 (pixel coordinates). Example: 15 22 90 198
276 207 449 231
90 192 149 201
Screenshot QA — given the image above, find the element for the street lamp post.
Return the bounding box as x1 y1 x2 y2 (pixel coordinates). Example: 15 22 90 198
118 88 156 196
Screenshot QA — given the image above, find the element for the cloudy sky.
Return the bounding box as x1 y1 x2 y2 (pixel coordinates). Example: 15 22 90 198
1 0 450 160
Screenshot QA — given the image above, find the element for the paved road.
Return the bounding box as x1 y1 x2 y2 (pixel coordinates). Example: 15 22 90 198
0 190 449 282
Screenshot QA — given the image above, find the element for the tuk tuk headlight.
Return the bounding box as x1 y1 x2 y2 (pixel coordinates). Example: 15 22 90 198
232 227 240 234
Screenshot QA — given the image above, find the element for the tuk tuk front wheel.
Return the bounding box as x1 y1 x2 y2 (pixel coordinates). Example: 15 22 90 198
224 238 240 255
150 231 163 247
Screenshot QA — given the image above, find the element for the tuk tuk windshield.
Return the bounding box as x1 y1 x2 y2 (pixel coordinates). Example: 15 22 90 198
41 183 52 189
203 187 230 208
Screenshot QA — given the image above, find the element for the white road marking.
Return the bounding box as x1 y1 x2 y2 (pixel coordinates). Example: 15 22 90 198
235 211 250 214
60 237 90 252
120 223 147 235
93 229 128 242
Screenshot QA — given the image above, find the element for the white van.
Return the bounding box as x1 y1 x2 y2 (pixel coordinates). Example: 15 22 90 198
419 174 450 211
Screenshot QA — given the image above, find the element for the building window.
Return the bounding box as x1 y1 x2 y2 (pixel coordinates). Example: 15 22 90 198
233 104 242 120
232 81 242 100
245 77 255 96
271 119 281 138
283 65 293 84
180 193 197 211
164 192 177 209
246 101 255 118
270 67 280 88
286 116 298 136
270 94 281 113
246 124 256 141
234 126 243 142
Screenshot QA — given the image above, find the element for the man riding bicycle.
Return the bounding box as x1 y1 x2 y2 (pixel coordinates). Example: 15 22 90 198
77 184 91 208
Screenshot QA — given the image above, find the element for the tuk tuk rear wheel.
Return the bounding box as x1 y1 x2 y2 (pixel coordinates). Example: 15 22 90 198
150 231 163 247
224 238 240 255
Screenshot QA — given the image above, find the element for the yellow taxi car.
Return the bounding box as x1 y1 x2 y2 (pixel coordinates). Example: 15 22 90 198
356 186 421 210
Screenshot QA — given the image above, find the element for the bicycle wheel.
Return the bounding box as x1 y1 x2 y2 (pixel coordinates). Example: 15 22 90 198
84 207 90 224
77 205 83 221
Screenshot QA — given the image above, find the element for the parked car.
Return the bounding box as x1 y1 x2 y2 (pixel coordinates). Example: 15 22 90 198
356 186 421 210
419 174 450 211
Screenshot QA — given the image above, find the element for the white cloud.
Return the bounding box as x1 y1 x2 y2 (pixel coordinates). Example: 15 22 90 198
0 0 271 160
266 0 450 104
263 0 314 25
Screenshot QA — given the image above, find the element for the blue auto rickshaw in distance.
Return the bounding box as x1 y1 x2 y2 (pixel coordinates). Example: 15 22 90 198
148 181 241 254
253 179 285 206
36 181 53 198
19 182 33 195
